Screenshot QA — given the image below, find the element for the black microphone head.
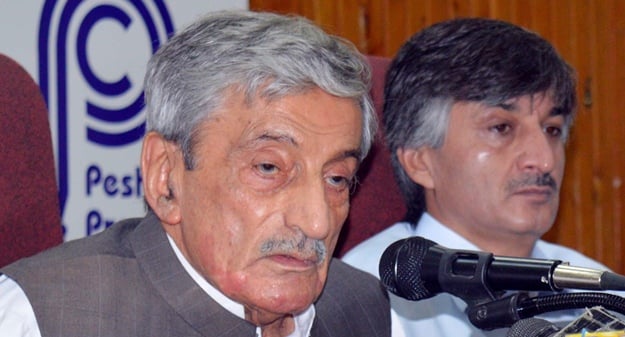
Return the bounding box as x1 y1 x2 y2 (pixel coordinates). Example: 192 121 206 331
507 318 560 337
378 236 441 301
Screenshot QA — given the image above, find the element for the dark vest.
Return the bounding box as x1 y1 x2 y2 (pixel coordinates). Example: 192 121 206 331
2 213 390 337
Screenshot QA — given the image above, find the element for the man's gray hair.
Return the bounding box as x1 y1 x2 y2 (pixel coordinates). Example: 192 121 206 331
144 10 375 169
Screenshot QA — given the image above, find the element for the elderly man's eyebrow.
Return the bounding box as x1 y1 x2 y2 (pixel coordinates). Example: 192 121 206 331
254 132 362 162
341 149 362 162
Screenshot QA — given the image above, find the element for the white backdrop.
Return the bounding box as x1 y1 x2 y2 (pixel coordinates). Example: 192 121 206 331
0 0 248 241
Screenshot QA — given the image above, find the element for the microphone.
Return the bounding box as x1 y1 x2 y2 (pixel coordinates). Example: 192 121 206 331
379 236 625 304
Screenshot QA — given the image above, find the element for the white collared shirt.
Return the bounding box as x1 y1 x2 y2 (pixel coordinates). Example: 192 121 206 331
343 212 622 337
0 235 315 337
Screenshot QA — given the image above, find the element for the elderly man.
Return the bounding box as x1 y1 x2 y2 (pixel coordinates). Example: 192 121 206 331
0 11 390 337
344 18 618 337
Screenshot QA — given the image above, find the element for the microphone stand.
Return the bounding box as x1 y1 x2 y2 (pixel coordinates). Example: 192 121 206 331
467 291 625 330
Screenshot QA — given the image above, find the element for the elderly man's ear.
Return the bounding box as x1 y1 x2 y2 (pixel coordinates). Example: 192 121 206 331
141 131 183 226
397 147 436 189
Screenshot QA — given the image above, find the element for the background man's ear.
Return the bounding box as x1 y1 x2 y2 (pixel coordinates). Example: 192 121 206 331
141 132 182 225
397 147 436 189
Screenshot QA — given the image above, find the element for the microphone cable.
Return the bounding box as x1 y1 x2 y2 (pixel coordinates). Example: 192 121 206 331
469 291 625 330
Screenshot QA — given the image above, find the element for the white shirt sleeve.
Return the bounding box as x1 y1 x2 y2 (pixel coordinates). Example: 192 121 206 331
0 274 42 337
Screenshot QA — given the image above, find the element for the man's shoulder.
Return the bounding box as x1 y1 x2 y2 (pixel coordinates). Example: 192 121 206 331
323 258 388 302
314 258 391 336
2 217 145 276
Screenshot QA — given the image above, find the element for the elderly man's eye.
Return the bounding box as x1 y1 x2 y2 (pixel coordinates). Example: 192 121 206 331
256 163 279 175
326 175 353 189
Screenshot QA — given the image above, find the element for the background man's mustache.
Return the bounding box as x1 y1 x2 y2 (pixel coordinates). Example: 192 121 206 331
506 173 557 192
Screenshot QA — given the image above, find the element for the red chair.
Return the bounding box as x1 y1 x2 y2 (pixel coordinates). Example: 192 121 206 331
335 55 406 256
0 53 63 267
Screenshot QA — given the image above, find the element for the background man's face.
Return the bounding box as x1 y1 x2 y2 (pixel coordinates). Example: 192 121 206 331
423 93 565 254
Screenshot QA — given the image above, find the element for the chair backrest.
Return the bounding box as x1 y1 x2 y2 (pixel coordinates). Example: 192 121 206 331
335 55 406 256
0 53 63 267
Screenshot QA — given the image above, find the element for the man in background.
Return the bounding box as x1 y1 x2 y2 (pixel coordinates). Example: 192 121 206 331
344 17 616 337
0 11 390 337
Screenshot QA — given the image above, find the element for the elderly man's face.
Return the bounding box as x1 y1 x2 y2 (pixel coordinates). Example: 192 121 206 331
161 88 362 320
401 93 566 256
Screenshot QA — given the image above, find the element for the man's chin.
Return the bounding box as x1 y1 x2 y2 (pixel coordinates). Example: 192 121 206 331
244 292 318 322
243 277 324 310
506 219 553 239
505 204 557 231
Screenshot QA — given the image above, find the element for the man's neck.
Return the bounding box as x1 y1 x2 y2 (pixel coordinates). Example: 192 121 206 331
246 310 295 337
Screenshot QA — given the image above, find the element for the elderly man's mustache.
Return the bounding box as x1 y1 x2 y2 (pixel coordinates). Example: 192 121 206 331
260 234 327 265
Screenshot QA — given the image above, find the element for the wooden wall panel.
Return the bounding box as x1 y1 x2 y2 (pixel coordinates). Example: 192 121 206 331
250 0 625 274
